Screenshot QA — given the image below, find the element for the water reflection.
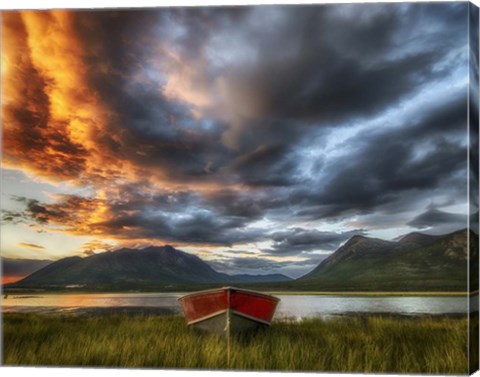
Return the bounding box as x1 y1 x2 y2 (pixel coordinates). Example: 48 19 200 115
275 295 469 319
1 293 471 318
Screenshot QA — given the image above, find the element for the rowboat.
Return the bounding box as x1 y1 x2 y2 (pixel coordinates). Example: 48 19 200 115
178 287 280 335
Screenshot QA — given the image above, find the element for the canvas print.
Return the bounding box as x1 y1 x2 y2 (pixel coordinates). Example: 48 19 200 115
1 1 479 374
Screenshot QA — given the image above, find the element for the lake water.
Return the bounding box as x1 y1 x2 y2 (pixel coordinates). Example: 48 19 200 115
2 293 476 318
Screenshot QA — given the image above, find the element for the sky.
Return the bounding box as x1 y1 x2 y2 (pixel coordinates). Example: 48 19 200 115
0 2 475 282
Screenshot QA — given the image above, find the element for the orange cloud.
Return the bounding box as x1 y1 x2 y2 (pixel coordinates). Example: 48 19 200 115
1 11 131 186
2 12 89 181
2 11 247 193
1 10 261 249
160 48 215 119
80 239 116 256
17 242 45 250
33 194 107 235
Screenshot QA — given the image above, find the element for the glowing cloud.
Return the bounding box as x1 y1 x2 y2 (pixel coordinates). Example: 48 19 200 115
17 242 45 250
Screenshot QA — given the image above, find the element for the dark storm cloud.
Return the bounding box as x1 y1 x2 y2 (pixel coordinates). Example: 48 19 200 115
2 195 103 234
263 228 367 255
103 186 266 227
61 3 467 189
70 10 234 183
92 209 263 246
407 208 467 230
5 191 265 246
290 90 468 221
89 187 269 245
156 6 250 61
231 48 440 124
1 210 24 225
2 3 471 261
401 93 469 140
22 2 461 195
210 254 320 273
229 143 298 187
216 3 466 124
323 138 464 210
2 196 64 225
203 189 264 219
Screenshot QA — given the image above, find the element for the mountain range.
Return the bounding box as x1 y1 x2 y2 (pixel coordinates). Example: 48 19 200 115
5 229 477 292
294 228 477 291
8 245 291 289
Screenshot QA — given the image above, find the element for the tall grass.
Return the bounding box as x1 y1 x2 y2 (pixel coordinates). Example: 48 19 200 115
2 313 469 374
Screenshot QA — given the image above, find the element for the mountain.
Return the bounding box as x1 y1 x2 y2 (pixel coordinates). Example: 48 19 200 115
229 273 291 283
295 229 474 291
10 245 291 289
2 257 53 277
7 230 475 292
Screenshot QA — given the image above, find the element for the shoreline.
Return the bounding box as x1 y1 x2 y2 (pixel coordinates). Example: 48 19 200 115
265 290 474 297
2 288 476 297
2 307 474 320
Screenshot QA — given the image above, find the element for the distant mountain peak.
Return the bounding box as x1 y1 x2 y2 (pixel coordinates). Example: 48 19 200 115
342 234 392 251
347 234 367 243
140 245 176 252
297 229 470 292
11 244 292 288
398 232 438 245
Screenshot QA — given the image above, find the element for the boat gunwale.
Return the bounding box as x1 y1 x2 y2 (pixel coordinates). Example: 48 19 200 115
177 286 280 303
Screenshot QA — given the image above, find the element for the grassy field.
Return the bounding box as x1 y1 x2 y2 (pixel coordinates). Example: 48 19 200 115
2 313 470 374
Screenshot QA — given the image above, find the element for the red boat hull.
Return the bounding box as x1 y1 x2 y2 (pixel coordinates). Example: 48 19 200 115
178 287 279 333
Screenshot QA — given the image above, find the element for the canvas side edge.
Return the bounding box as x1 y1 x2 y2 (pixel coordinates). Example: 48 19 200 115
468 2 480 374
